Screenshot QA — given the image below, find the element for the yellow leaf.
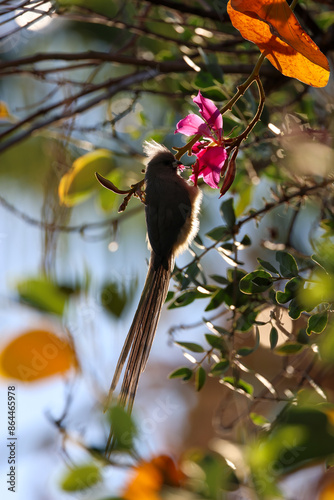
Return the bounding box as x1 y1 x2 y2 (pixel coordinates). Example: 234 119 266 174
123 462 162 500
0 101 10 120
61 463 101 492
319 482 334 500
227 0 330 87
0 329 77 382
58 149 114 206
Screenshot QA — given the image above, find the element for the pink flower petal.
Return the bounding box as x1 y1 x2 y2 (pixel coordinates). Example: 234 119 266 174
192 140 209 154
175 114 209 136
193 91 223 137
192 146 227 189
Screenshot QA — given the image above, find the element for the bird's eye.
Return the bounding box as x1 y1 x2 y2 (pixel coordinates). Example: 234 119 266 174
163 159 176 169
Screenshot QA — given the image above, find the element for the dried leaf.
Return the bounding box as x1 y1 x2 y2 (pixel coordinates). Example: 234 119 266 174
220 147 237 197
227 0 330 87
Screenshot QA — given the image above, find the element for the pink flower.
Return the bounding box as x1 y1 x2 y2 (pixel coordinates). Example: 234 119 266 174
175 91 227 188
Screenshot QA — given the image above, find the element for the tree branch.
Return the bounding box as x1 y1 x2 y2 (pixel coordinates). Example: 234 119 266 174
0 193 143 235
0 68 159 153
0 51 275 76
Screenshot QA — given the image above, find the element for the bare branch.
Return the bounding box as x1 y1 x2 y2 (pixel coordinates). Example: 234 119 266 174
0 68 159 153
0 193 143 235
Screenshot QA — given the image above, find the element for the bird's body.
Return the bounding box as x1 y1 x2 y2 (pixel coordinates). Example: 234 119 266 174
104 142 202 455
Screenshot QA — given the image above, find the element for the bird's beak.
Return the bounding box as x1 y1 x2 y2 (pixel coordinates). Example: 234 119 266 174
174 159 184 171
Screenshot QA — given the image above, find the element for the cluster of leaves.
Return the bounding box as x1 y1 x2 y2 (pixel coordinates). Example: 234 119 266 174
59 404 240 498
59 396 334 499
169 197 333 390
0 272 138 383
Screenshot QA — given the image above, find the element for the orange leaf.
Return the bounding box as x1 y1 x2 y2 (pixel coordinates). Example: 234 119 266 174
122 455 184 500
151 455 185 487
319 482 334 500
0 101 10 120
123 461 162 500
0 329 77 382
227 0 330 87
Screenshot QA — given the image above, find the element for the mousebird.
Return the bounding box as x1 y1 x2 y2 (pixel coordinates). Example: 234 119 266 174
97 141 202 455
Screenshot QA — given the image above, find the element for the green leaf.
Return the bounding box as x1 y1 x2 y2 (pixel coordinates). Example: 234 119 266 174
299 273 334 309
194 234 206 249
100 279 137 318
205 288 226 311
223 377 254 395
61 464 101 492
205 334 229 356
107 405 137 451
210 359 230 376
205 333 225 350
240 270 273 294
17 277 72 316
275 342 304 356
319 325 334 363
237 326 260 356
223 282 248 308
235 184 253 217
168 290 198 309
194 70 217 90
169 367 193 381
235 308 258 332
227 268 247 283
312 244 334 274
296 328 310 345
236 347 253 357
181 262 205 290
205 226 231 242
210 274 229 285
257 258 279 274
165 291 174 302
276 277 304 304
311 253 328 273
252 406 334 477
220 198 236 229
176 341 205 353
199 51 224 81
275 251 299 278
250 412 269 426
195 366 206 391
239 234 252 247
307 311 328 335
270 327 279 349
206 324 230 336
188 451 237 498
288 298 305 320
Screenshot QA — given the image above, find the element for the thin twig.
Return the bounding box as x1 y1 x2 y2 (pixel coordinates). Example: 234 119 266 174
0 194 143 234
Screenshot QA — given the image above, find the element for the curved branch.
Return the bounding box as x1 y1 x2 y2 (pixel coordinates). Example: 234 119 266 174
143 0 230 22
0 193 143 234
0 68 159 153
177 177 334 272
0 51 276 76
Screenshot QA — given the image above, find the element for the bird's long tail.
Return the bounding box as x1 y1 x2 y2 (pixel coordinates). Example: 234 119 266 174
105 253 173 456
